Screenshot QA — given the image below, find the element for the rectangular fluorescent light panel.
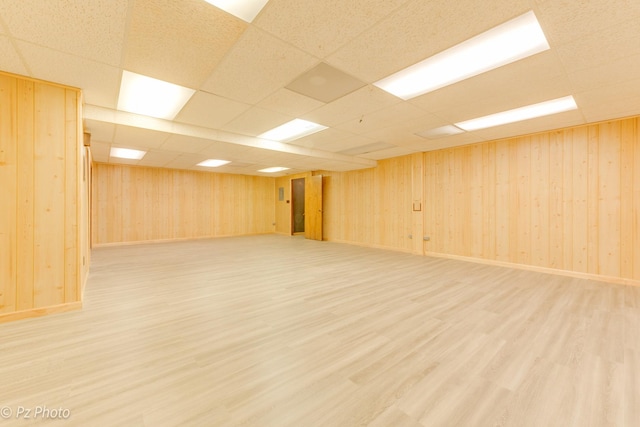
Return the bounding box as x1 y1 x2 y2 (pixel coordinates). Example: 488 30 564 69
197 159 231 167
455 96 578 131
117 70 195 120
110 147 146 160
204 0 269 22
258 167 289 173
259 119 328 143
374 11 549 100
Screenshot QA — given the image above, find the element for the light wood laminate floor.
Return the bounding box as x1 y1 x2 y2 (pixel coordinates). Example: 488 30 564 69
1 235 639 426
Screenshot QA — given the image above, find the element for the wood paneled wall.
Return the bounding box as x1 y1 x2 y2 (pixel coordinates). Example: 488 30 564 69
91 164 275 245
322 155 421 252
322 117 640 284
423 118 640 282
0 72 85 321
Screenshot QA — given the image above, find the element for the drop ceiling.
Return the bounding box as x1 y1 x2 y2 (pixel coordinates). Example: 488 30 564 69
1 0 639 176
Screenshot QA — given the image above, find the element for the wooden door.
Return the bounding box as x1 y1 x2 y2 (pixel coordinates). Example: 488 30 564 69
291 178 305 234
305 175 323 241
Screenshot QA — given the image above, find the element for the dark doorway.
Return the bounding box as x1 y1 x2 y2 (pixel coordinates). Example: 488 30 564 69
291 178 305 234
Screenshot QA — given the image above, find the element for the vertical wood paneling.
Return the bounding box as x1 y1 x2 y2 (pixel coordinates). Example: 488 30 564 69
0 75 17 314
620 120 635 279
411 153 424 255
442 150 455 254
433 150 445 254
634 119 640 280
64 89 79 303
321 115 640 283
559 130 573 270
573 128 589 273
321 157 414 252
34 83 66 307
458 147 471 256
597 123 621 277
16 79 34 310
470 145 483 257
515 139 531 264
586 125 600 274
91 164 275 245
532 133 551 268
423 152 435 254
1 71 84 321
482 143 496 259
495 141 510 261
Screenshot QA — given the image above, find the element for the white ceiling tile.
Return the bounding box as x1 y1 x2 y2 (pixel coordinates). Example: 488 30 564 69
0 35 27 75
536 0 640 46
255 0 410 58
405 132 487 152
365 114 447 143
160 135 214 154
335 102 428 134
318 135 380 153
327 0 531 82
89 141 111 162
123 0 247 88
302 85 401 127
288 128 355 149
555 19 640 74
576 78 640 122
322 160 374 172
163 153 208 170
198 141 251 160
17 41 121 109
108 157 140 166
256 88 325 117
175 91 251 129
113 125 172 150
222 106 292 137
201 27 318 104
568 53 640 93
83 120 116 143
1 0 128 66
207 164 258 175
359 146 418 160
136 150 180 168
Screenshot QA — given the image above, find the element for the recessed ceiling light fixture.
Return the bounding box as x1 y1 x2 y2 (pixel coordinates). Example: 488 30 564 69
259 119 328 142
258 167 289 173
455 95 578 131
197 159 231 167
117 70 195 120
374 11 550 100
203 0 269 22
110 147 146 160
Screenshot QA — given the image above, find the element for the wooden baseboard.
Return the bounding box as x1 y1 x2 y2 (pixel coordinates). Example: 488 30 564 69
325 238 640 287
423 252 640 287
92 232 276 248
0 302 82 324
